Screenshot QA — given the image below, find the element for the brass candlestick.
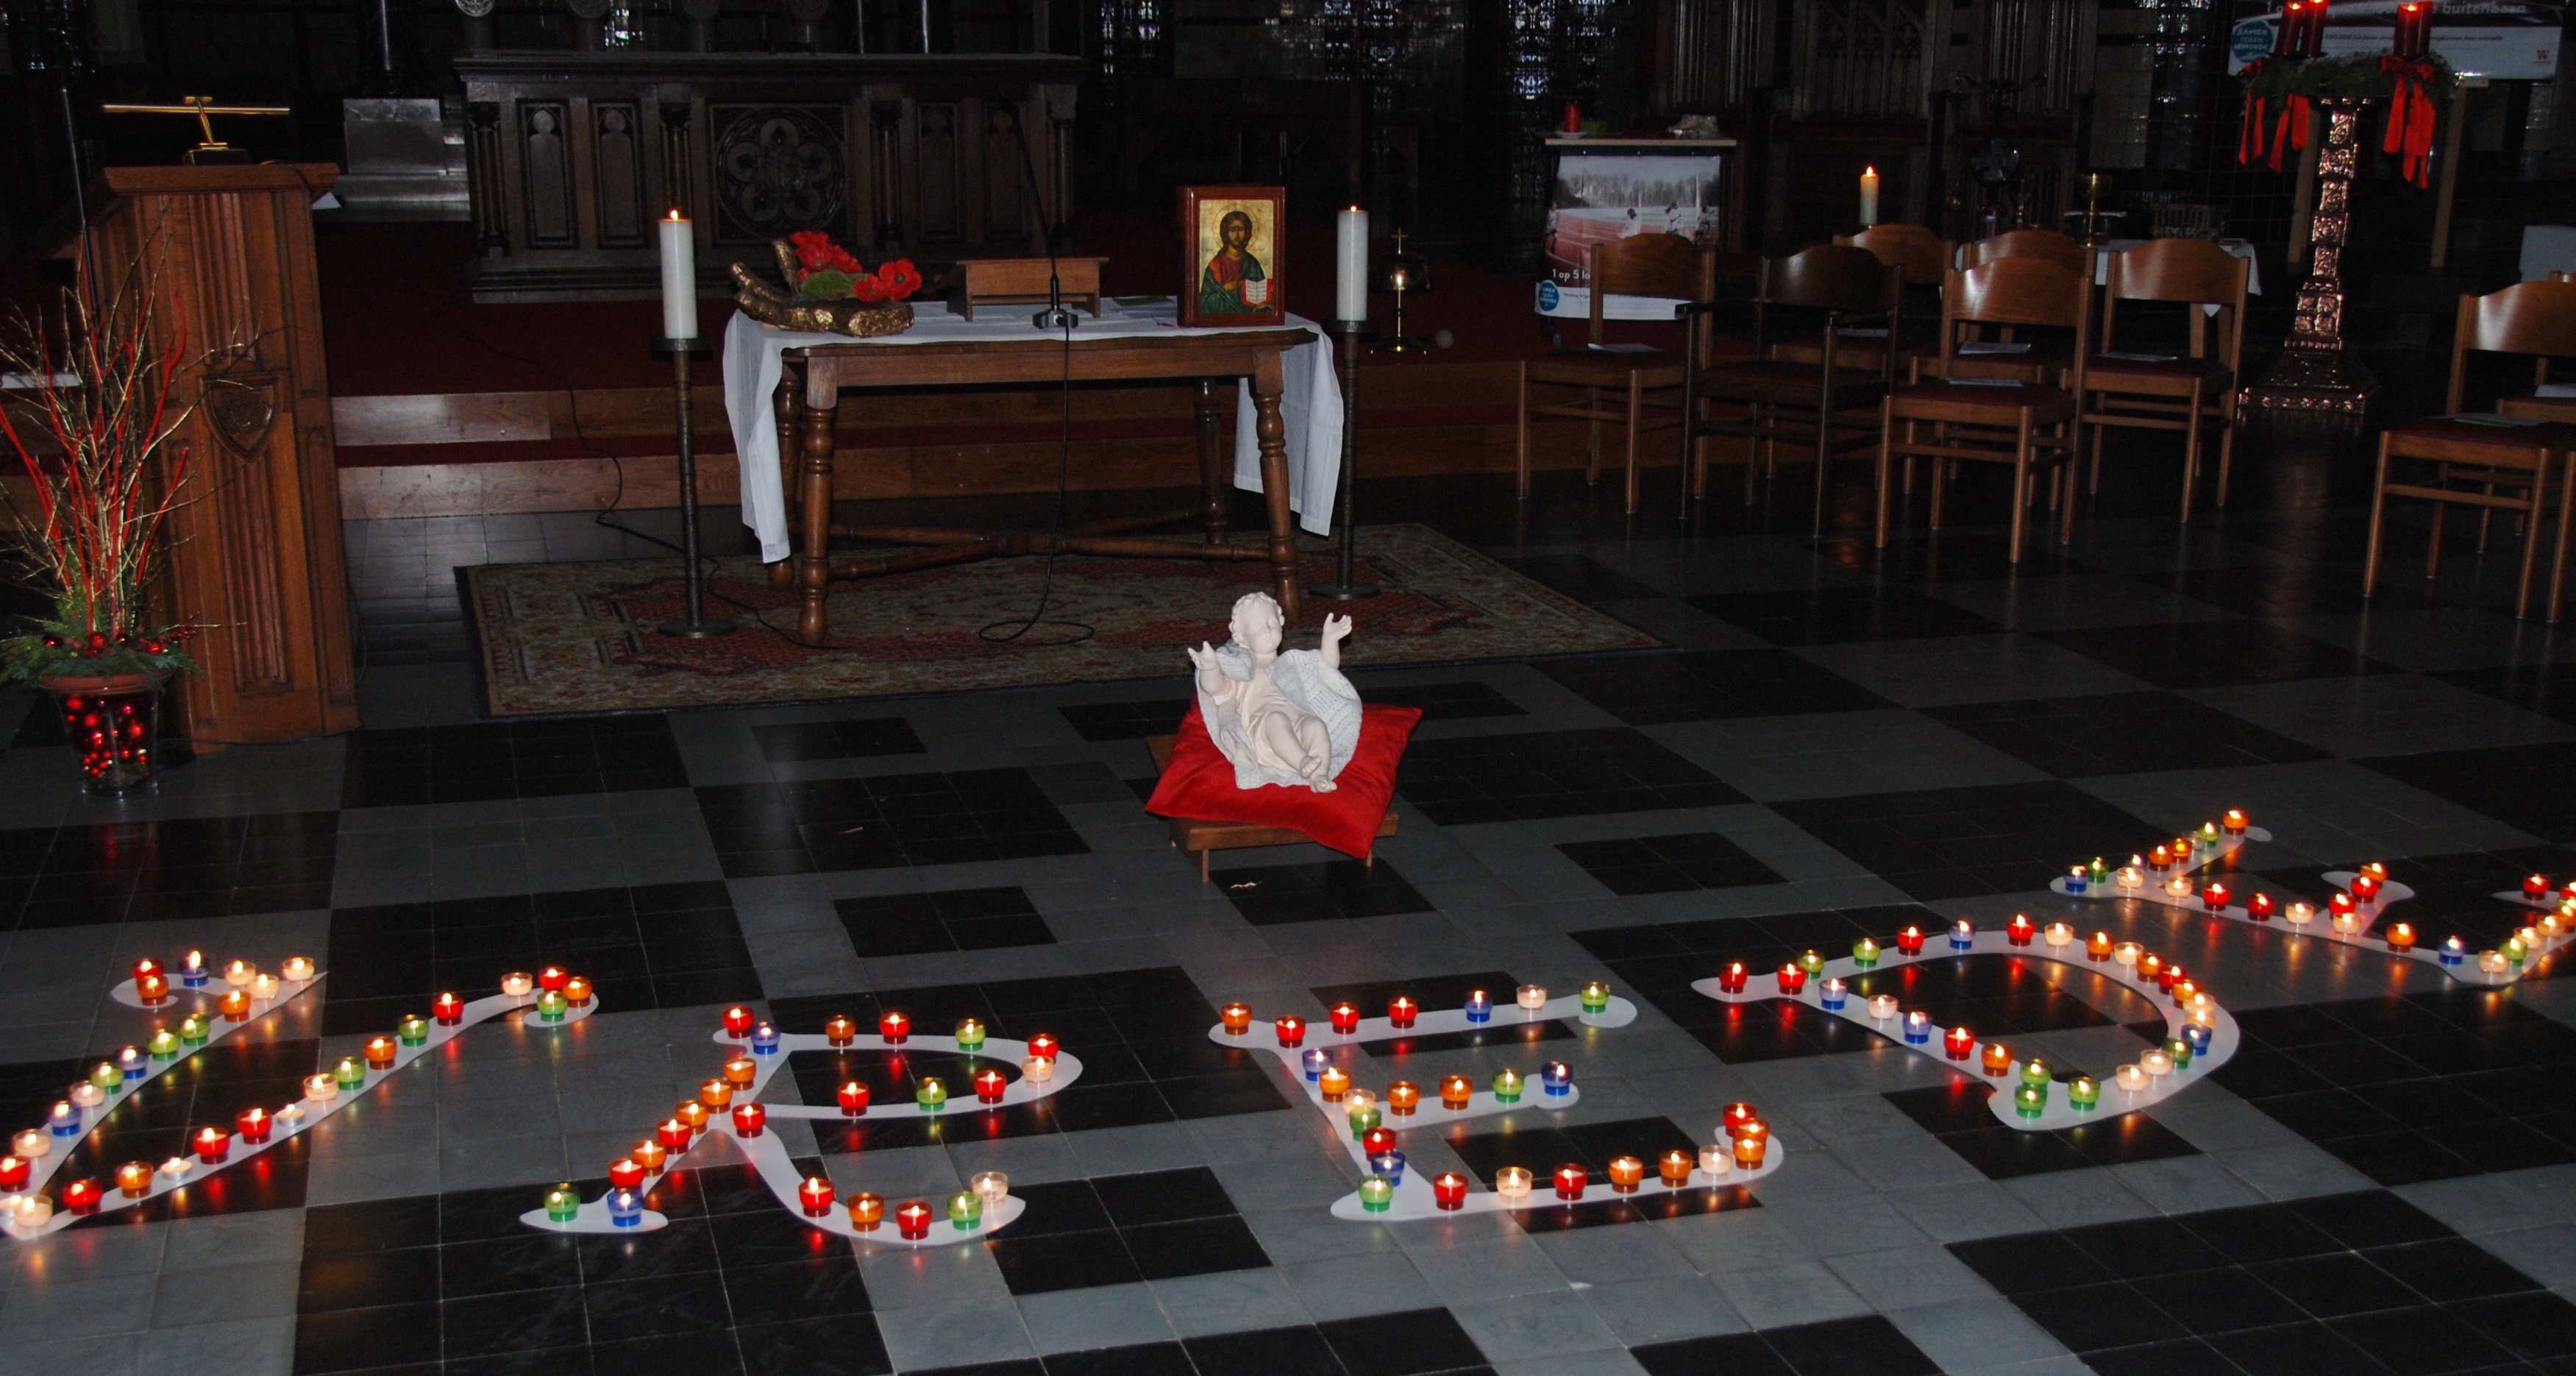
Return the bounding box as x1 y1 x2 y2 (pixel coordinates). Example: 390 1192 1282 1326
2080 172 2109 246
1369 230 1432 354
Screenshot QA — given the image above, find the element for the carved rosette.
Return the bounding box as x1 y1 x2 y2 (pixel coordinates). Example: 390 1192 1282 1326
711 107 847 244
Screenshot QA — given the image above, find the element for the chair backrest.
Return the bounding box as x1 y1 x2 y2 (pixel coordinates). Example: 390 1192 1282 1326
1587 233 1709 345
1834 224 1951 287
1962 228 2090 276
2102 238 2250 369
2451 280 2576 412
1751 245 1903 383
1938 258 2093 396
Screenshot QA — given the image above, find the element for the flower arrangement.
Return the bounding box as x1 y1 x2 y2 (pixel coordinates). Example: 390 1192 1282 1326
786 232 922 305
0 252 201 688
731 234 922 337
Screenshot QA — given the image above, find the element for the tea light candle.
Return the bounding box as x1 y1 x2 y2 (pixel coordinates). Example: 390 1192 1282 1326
1346 1088 1377 1125
1318 1066 1350 1099
825 1015 857 1046
947 1191 983 1230
953 1018 984 1050
967 1171 1011 1210
1540 1061 1573 1096
722 1006 756 1038
974 1068 1007 1102
364 1038 396 1069
1330 1002 1362 1034
2166 876 2193 898
880 1010 911 1043
2480 949 2510 974
1581 980 1612 1013
2113 1061 2149 1092
2172 836 2193 862
304 1074 338 1102
1554 1164 1588 1199
2351 871 2381 901
236 1107 271 1143
47 1103 79 1136
1492 1068 1523 1103
219 990 251 1021
2141 1049 2174 1077
916 1077 947 1111
1852 937 1880 966
1433 1171 1470 1210
2043 922 2074 949
545 1184 580 1222
2115 943 2142 968
1022 1055 1054 1083
700 1079 733 1108
280 954 316 983
398 1015 429 1046
1733 1130 1768 1171
0 1156 26 1191
2205 882 2230 911
1607 1156 1645 1193
538 966 569 993
2332 910 2363 936
2118 866 2144 891
1718 962 1748 993
799 1177 835 1216
1440 1075 1473 1110
250 973 280 1002
1949 919 1975 950
224 960 255 988
2156 961 2182 992
1387 996 1417 1028
2330 893 2358 921
2087 932 2113 961
107 1161 149 1201
433 993 464 1025
2249 893 2275 921
733 1102 766 1135
2440 937 2467 965
2013 1084 2046 1118
2021 1056 2053 1088
849 1193 885 1230
1387 1081 1420 1114
676 1102 710 1132
561 976 592 1008
135 974 167 1004
1496 1166 1533 1201
2287 902 2316 927
1275 1016 1305 1047
1220 1002 1253 1034
608 1188 644 1228
1027 1032 1058 1061
1821 977 1847 1010
502 971 534 997
2007 915 2035 946
14 1196 51 1228
1368 1149 1406 1185
2068 1076 2100 1110
148 1030 179 1059
1902 1012 1932 1044
2150 845 2172 870
1776 962 1807 995
1358 1175 1395 1213
1722 1102 1758 1138
609 1157 647 1191
1699 1143 1732 1175
1896 926 1926 955
13 1131 48 1160
2067 865 2090 894
1515 985 1548 1012
132 957 161 985
1943 1026 1974 1060
2163 1035 2193 1068
632 1140 667 1173
1464 990 1492 1023
2182 1023 2213 1054
1982 1042 2013 1077
657 1118 694 1155
1361 1127 1396 1157
1868 994 1899 1021
193 1127 229 1163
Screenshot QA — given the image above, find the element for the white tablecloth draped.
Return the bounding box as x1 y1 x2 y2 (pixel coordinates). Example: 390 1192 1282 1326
722 305 1342 564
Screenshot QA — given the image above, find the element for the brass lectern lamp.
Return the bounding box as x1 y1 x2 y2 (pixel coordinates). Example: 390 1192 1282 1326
99 96 291 165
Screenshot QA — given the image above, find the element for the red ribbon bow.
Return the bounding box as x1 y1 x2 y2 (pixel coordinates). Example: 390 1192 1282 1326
2238 60 2269 165
2380 54 2440 188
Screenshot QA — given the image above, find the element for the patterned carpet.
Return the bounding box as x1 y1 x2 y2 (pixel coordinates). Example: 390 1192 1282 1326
459 523 1662 717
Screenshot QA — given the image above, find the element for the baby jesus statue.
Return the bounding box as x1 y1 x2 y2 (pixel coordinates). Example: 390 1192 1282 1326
1188 592 1365 792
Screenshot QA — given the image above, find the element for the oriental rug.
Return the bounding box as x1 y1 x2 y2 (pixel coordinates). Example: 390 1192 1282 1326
458 523 1662 717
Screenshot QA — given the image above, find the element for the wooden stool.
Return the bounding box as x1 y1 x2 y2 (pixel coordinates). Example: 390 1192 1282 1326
1147 734 1398 882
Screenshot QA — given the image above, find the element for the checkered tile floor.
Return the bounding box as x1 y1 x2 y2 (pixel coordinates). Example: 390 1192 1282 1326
1 464 2575 1376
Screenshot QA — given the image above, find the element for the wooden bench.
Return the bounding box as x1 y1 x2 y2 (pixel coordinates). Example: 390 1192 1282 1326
1146 734 1400 882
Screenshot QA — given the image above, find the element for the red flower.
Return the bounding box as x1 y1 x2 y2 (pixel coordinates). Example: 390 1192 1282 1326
789 231 836 271
851 273 887 303
877 259 922 300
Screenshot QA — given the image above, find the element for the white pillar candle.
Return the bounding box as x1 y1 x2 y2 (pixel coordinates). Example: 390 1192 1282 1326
1335 205 1369 323
1860 166 1880 227
659 210 698 341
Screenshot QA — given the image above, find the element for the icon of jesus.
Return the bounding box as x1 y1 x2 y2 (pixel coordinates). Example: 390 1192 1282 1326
1198 210 1271 316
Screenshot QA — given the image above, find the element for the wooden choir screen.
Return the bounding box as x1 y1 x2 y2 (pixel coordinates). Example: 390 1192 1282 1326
456 52 1081 302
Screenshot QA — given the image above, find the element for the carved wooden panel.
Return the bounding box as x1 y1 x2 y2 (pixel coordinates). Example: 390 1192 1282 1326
1793 0 1935 119
188 192 257 359
202 371 293 692
918 102 961 241
1976 0 2092 117
709 104 847 244
522 102 574 246
1650 0 1773 113
594 102 645 245
986 104 1022 247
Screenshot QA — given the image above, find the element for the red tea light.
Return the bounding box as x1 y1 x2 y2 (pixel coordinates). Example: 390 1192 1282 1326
1027 1032 1059 1061
1896 926 1926 955
2224 809 2248 834
1388 996 1418 1028
723 1006 757 1038
61 1179 102 1213
838 1082 871 1116
115 1161 152 1198
2249 893 2276 921
824 1015 857 1046
1275 1016 1306 1048
2205 882 2230 911
0 1157 26 1192
896 1200 933 1239
193 1127 230 1163
799 1177 836 1216
1361 1127 1398 1157
1982 1042 2013 1077
2352 873 2381 901
538 966 570 993
218 990 251 1021
630 1140 668 1173
1659 1149 1693 1186
132 957 161 984
723 1057 758 1088
731 1103 766 1137
675 1102 711 1132
1554 1163 1589 1199
1943 1026 1975 1060
135 974 167 1005
1775 963 1807 995
1717 962 1748 993
364 1038 396 1069
1440 1075 1473 1110
2007 915 2035 946
608 1157 647 1191
2386 923 2418 951
433 992 465 1024
974 1069 1007 1103
1432 1171 1470 1210
2157 963 2184 994
848 1193 885 1230
2086 931 2113 961
2330 893 2358 919
1387 1081 1420 1114
1722 1102 1760 1138
878 1011 911 1043
1329 1002 1361 1035
2529 874 2552 898
235 1107 271 1143
1220 1002 1253 1035
1606 1156 1646 1193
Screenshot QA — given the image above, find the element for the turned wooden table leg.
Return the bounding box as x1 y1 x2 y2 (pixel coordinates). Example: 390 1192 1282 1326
796 391 838 645
1251 354 1301 620
1196 379 1230 544
769 369 803 590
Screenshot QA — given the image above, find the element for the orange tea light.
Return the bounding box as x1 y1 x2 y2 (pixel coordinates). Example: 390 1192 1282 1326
1220 1002 1253 1035
1387 1081 1420 1115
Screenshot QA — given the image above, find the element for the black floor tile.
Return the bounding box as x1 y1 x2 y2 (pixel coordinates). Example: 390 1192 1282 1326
1754 1314 1944 1376
1357 680 1529 721
697 770 1089 875
1315 1308 1488 1376
1181 1325 1351 1376
1770 780 2164 900
1535 649 1896 725
751 717 925 761
836 884 1056 957
1688 584 2009 645
1058 699 1193 742
0 810 340 929
341 717 691 807
2361 741 2576 843
1395 727 1748 823
1924 690 2331 776
2207 1322 2402 1376
1210 859 1434 923
2039 620 2398 689
2436 661 2576 726
1556 831 1787 896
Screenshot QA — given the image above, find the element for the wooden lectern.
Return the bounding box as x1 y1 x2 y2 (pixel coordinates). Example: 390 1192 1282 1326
81 165 359 745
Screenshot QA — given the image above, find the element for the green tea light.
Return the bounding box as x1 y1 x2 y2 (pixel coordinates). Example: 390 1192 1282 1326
536 990 569 1021
334 1057 366 1089
179 1015 210 1046
948 1191 982 1229
2068 1076 2100 1110
397 1015 429 1046
2162 1036 2192 1069
2019 1057 2053 1089
955 1018 986 1050
1579 981 1612 1014
545 1184 580 1222
1852 937 1881 967
917 1077 947 1111
2014 1082 2047 1117
146 1030 179 1059
1359 1174 1394 1212
1492 1068 1523 1104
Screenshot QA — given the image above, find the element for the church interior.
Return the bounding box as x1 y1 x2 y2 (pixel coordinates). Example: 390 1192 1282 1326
2 0 2576 1372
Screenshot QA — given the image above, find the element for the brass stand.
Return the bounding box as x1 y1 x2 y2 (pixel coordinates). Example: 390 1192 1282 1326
1310 322 1379 600
1369 230 1432 355
2244 98 2377 416
99 96 290 165
652 337 735 638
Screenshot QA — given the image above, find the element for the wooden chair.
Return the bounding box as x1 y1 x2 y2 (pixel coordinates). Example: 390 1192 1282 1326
1961 228 2091 275
1766 224 1951 377
1874 257 2094 562
1680 245 1903 534
1517 233 1712 514
2080 238 2250 523
2366 280 2576 620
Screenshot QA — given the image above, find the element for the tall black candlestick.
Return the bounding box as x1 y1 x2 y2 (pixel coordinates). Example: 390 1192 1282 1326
653 338 736 639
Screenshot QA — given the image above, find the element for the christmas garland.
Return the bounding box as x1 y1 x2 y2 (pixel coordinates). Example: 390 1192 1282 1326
2238 53 2458 187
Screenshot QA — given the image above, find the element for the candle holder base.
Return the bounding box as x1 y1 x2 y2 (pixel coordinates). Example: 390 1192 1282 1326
658 616 738 638
1307 581 1382 600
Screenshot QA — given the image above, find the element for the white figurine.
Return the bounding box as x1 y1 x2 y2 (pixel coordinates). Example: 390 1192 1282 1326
1189 592 1365 792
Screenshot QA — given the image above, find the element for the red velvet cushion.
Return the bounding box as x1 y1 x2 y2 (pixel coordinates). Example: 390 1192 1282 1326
1146 702 1423 859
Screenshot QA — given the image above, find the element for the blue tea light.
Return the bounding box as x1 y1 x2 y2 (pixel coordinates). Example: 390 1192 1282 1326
1367 1149 1406 1185
116 1047 147 1079
1464 990 1492 1024
2066 866 2089 895
608 1188 644 1227
1902 1012 1932 1045
1820 978 1848 1010
1540 1061 1573 1096
2182 1023 2213 1054
1949 919 1977 950
2439 937 2466 965
750 1022 781 1054
1301 1049 1329 1081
